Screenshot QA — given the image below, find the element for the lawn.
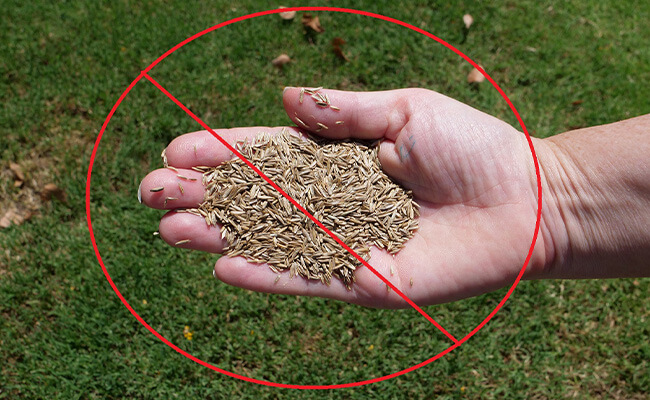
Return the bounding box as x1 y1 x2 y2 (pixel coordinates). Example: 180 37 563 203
1 1 648 398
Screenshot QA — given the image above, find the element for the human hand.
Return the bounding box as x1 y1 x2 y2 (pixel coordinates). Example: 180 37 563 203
139 87 556 308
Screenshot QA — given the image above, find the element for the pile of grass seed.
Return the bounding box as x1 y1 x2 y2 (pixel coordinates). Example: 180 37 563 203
186 130 419 288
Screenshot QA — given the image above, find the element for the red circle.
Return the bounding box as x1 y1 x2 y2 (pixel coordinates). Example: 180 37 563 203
85 7 542 389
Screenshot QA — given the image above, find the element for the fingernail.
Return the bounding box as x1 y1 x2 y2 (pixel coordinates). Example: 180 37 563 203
137 181 142 203
212 268 217 279
283 86 295 94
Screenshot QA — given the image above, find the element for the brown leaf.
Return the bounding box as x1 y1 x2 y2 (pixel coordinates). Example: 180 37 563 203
463 14 474 29
331 37 349 61
271 54 291 68
41 183 66 202
467 65 485 84
0 208 33 228
0 211 12 229
9 162 25 181
278 6 296 20
302 14 324 33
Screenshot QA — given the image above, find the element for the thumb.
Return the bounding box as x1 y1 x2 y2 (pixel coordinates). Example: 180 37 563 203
282 87 417 141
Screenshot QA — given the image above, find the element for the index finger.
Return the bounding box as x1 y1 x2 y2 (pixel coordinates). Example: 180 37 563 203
164 126 303 168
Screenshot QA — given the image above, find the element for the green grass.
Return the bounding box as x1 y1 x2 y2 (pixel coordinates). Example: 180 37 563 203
1 1 649 398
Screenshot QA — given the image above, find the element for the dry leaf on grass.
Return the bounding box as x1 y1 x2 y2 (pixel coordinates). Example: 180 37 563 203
463 14 474 29
278 6 296 20
9 163 25 181
331 37 349 61
0 208 33 229
271 54 291 68
41 183 66 203
9 162 25 187
302 13 324 33
467 65 485 84
0 211 13 229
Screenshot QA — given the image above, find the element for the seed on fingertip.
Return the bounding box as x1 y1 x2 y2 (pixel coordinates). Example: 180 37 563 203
294 112 309 128
177 174 197 181
161 148 168 168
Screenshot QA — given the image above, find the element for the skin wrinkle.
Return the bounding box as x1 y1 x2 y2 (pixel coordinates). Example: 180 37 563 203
446 140 470 201
558 145 598 246
464 134 503 196
536 140 580 278
474 134 527 204
385 95 410 140
349 93 362 138
439 114 482 200
346 252 393 309
519 140 562 278
379 129 422 194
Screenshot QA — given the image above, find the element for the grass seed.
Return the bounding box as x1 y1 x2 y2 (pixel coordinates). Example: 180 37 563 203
190 130 419 288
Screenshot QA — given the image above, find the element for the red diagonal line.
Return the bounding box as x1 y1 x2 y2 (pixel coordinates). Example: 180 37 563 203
142 72 458 344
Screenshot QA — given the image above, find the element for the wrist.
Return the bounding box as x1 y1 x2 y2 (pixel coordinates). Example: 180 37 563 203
530 139 584 279
522 139 572 280
533 118 650 279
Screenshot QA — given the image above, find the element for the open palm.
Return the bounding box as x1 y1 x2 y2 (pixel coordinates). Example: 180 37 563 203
139 88 551 308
